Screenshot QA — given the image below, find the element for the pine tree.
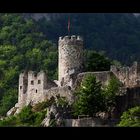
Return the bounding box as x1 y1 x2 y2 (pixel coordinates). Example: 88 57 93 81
73 74 104 117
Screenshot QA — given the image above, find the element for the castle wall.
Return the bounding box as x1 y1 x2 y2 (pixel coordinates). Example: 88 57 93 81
116 87 140 117
64 118 116 127
58 35 84 87
18 71 57 108
111 62 140 87
26 71 47 105
44 86 74 103
74 71 112 89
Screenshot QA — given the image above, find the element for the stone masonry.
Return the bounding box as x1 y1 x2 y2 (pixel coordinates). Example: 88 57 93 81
111 61 140 87
8 35 140 117
58 35 84 87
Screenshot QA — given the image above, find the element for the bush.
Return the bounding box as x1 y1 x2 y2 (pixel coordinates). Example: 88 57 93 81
0 104 47 127
18 105 35 124
0 116 17 127
117 106 140 127
32 101 50 112
33 111 46 126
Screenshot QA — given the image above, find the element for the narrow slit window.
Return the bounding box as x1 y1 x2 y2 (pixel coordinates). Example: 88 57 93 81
36 89 37 93
38 80 41 84
20 86 22 89
31 80 34 85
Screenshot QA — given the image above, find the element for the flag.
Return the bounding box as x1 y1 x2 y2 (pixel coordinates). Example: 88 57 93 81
68 17 70 33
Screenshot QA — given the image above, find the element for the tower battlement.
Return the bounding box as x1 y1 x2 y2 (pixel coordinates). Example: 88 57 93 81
59 35 83 41
59 35 83 46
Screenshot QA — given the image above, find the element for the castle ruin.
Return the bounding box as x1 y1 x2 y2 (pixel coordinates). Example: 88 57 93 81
7 35 140 117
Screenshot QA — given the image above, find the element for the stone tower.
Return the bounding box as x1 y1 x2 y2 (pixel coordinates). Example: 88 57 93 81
58 35 84 87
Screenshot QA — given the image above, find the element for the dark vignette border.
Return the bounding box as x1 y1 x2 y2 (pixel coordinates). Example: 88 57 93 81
0 0 140 138
0 0 140 12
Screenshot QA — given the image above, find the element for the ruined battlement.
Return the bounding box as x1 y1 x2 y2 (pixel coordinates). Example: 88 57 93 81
59 35 83 42
111 61 140 87
18 70 57 108
27 70 46 78
59 35 83 46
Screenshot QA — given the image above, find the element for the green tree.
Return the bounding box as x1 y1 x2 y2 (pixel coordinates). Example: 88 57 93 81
103 75 121 111
117 106 140 127
0 89 18 116
84 50 111 72
73 74 104 117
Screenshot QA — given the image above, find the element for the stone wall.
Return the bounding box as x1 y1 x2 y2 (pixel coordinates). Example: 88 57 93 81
18 71 57 108
74 71 112 89
116 87 140 117
111 62 140 87
44 86 74 104
58 35 84 87
26 71 47 106
18 71 28 108
64 118 117 127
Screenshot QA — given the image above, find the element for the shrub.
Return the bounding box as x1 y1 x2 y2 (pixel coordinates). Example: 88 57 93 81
117 106 140 127
32 101 50 112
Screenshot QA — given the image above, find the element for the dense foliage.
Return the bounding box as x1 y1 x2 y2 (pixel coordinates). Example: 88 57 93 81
117 106 140 127
0 14 57 116
0 105 46 127
36 13 140 65
84 50 111 72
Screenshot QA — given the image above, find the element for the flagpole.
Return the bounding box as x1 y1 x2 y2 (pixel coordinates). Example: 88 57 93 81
68 16 70 36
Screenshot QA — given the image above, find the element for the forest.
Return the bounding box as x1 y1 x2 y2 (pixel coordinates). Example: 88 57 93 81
35 13 140 65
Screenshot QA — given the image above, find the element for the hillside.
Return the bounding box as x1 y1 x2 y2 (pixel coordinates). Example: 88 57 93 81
0 14 58 116
27 13 140 65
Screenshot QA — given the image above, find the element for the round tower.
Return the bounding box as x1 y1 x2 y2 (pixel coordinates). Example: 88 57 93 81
58 35 84 86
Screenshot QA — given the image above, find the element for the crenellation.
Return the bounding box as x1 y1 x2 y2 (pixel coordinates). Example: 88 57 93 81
71 35 76 40
77 36 83 41
59 35 83 46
